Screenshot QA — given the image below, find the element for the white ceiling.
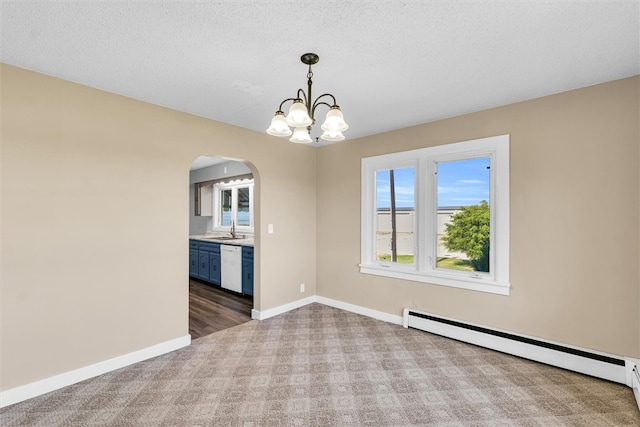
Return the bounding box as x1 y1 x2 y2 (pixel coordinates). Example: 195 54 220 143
1 1 638 147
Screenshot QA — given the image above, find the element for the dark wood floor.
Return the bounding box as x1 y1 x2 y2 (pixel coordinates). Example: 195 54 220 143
189 279 253 339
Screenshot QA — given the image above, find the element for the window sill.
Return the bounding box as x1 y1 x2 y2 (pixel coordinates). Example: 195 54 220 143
359 264 510 296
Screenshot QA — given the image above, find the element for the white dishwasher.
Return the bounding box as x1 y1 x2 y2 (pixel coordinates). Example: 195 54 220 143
221 245 242 293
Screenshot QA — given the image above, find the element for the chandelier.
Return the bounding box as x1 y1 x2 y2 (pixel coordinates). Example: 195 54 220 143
266 53 348 143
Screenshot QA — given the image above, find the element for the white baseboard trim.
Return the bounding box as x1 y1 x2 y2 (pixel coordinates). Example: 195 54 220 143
251 296 316 320
250 294 404 326
630 362 640 409
251 294 403 326
625 358 640 387
0 334 191 408
316 296 403 325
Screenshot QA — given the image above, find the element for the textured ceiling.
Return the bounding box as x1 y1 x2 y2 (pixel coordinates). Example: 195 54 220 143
1 1 639 147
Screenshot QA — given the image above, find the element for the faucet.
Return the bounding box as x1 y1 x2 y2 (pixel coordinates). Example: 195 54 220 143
230 220 236 238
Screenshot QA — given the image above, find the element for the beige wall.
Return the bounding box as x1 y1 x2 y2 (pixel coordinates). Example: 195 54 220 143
2 63 638 395
0 64 317 390
317 76 640 359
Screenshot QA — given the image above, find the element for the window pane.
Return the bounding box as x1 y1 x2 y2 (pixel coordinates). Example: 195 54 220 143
236 187 250 226
375 167 415 264
436 157 490 272
220 189 232 226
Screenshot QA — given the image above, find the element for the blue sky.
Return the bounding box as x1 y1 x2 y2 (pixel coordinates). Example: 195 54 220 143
376 157 490 208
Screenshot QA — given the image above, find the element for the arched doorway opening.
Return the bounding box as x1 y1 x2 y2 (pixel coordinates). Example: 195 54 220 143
188 155 258 338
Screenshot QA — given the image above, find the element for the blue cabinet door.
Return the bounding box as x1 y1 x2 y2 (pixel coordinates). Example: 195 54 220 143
189 249 198 277
242 247 254 296
198 250 209 280
209 246 221 286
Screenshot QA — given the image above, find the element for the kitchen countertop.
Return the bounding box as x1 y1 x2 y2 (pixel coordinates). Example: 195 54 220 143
189 235 254 247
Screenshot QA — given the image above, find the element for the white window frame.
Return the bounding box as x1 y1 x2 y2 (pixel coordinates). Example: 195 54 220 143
212 179 254 232
360 134 510 295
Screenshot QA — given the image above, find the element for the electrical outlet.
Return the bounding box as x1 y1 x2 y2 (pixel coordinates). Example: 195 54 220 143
300 283 305 293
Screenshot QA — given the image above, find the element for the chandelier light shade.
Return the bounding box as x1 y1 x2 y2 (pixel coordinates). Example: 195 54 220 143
266 112 292 137
320 130 345 142
266 53 348 143
321 107 348 132
290 127 313 144
285 100 313 127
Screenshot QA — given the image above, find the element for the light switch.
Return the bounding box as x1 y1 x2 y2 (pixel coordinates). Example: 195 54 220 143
268 224 274 234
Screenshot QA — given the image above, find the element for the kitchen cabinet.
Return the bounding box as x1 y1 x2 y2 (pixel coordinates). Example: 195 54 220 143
209 245 221 285
242 246 254 296
194 183 213 216
190 240 220 283
197 240 219 282
189 249 198 276
189 239 253 297
198 251 209 280
189 240 199 277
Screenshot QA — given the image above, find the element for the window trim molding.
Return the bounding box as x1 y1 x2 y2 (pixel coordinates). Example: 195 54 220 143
360 134 510 296
212 178 254 232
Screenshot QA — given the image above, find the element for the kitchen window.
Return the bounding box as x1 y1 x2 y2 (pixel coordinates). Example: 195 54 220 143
214 179 254 231
360 134 510 295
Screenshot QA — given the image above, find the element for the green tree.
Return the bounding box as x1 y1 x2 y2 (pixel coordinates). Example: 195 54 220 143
441 200 490 272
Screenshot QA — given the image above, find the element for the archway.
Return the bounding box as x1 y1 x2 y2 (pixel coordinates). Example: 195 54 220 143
187 155 259 338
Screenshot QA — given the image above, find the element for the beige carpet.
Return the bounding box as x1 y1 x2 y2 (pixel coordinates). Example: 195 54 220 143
1 303 638 426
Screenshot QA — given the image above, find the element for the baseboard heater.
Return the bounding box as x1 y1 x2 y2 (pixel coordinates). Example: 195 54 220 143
633 365 640 409
403 308 632 387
